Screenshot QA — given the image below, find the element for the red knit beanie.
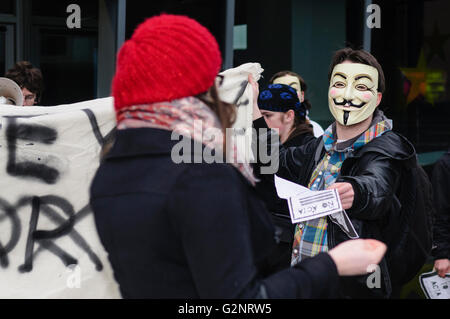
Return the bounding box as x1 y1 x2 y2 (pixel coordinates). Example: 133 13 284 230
112 14 222 111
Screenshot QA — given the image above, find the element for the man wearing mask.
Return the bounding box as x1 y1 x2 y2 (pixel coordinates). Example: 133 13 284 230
251 48 416 298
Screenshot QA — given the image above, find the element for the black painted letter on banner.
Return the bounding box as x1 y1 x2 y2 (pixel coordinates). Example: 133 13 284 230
6 118 60 184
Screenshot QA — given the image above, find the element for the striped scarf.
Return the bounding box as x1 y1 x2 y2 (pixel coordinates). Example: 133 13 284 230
116 96 257 185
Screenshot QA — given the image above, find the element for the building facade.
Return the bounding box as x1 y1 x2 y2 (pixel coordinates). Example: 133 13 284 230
1 0 449 164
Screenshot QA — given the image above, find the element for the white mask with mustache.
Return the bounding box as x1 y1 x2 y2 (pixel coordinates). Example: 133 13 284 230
328 63 379 126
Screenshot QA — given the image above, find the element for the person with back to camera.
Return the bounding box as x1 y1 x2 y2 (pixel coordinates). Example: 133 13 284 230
89 14 386 299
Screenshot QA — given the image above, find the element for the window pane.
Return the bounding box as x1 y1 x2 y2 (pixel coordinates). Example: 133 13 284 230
371 0 450 155
0 26 6 75
125 0 225 56
28 0 99 106
32 0 98 19
0 0 15 15
34 28 98 105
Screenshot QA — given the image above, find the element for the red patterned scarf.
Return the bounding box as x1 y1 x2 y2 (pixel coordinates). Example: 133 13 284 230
116 96 257 185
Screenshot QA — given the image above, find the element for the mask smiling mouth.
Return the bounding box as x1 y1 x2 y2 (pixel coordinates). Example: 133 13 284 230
333 98 366 109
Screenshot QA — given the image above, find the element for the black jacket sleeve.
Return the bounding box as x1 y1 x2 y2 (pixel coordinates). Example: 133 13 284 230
255 117 402 222
167 163 339 298
253 117 318 184
431 154 450 260
338 154 402 221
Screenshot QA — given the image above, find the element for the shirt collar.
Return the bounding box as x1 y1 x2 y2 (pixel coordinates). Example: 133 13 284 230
322 110 393 154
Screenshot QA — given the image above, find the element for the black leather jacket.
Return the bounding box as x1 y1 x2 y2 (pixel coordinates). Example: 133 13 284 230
253 117 416 298
431 150 450 261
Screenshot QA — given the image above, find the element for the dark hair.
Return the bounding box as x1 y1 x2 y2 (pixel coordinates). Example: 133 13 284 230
328 48 385 93
287 112 313 141
270 70 312 111
5 61 44 103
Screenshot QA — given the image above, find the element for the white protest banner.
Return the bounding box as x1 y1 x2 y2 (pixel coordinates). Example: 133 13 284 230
0 97 121 298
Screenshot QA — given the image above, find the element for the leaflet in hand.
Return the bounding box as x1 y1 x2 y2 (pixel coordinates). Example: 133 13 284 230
420 271 450 299
274 175 343 224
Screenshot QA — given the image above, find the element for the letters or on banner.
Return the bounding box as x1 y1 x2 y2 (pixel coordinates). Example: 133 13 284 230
420 271 450 299
0 97 120 298
274 175 343 223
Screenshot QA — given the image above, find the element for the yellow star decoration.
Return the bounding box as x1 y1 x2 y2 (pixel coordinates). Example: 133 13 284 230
399 50 446 105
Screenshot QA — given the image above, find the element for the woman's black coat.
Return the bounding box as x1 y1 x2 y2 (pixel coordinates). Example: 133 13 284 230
90 128 339 299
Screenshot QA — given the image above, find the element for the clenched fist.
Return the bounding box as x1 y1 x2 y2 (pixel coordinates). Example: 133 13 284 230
327 182 354 210
434 259 450 278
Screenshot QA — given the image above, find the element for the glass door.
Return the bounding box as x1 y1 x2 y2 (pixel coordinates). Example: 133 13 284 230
0 24 14 76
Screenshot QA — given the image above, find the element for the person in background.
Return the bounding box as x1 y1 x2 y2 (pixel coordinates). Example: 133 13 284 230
5 61 44 106
258 83 314 145
89 14 387 299
255 83 316 271
270 70 324 137
431 148 450 278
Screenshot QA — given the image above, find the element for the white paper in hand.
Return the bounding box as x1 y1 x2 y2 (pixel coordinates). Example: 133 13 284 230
274 175 343 224
420 271 450 299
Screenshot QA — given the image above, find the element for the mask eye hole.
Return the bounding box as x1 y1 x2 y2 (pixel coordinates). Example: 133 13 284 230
356 84 368 91
333 82 346 88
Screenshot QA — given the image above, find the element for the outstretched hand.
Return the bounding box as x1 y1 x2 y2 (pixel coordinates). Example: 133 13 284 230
328 239 387 276
327 182 354 210
434 259 450 278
